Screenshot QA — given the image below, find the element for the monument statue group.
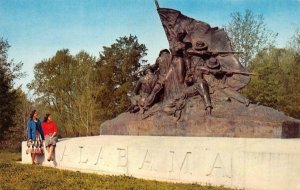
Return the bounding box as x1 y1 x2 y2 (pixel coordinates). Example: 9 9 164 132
101 1 299 138
128 2 252 118
22 2 300 189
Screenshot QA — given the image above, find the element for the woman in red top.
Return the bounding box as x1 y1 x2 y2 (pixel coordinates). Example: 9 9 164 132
42 113 58 162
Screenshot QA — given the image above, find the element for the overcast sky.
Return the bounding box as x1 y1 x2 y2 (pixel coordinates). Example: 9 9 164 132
1 0 299 91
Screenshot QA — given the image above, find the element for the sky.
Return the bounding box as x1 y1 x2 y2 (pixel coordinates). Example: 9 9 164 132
1 0 299 92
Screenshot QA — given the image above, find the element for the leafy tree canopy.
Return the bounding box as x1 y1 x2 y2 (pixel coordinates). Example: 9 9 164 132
29 35 147 136
288 23 300 54
0 38 24 139
29 49 99 136
96 35 147 120
243 47 300 119
224 10 277 68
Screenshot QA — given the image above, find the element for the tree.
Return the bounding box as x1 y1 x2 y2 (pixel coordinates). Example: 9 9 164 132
29 49 100 136
29 35 147 136
73 51 100 135
0 38 24 141
243 47 300 119
289 24 300 53
0 88 32 150
224 10 277 68
96 35 147 120
14 88 32 141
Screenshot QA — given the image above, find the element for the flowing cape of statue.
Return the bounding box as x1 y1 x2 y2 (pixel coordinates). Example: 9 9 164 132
157 8 249 91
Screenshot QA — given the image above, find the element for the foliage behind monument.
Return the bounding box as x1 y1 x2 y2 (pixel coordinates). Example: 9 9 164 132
95 35 147 120
243 47 300 119
0 39 24 138
224 10 277 68
29 35 147 137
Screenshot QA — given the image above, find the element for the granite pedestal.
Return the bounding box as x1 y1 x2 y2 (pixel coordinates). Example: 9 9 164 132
22 136 300 190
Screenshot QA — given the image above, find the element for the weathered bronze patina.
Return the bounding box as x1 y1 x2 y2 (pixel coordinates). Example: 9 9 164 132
100 1 300 138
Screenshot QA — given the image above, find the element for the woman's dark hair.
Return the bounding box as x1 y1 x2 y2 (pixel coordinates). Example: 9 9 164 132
43 113 51 123
29 110 36 119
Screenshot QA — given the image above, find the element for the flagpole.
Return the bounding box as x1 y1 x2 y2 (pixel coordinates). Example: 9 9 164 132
154 0 160 9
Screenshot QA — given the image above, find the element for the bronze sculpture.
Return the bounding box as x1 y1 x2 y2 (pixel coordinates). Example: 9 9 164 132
127 66 158 113
100 1 300 138
127 0 251 118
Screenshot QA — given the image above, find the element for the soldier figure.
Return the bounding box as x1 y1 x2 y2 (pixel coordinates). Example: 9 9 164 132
127 67 158 113
185 41 217 75
144 49 173 108
198 58 251 107
183 62 213 115
170 29 191 84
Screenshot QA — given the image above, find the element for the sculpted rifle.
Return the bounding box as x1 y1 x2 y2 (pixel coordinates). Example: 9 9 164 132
222 69 256 75
186 49 243 57
199 66 256 76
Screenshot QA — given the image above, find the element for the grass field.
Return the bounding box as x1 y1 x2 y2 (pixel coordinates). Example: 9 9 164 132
0 151 237 190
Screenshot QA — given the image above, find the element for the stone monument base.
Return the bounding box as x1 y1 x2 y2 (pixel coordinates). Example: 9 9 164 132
22 135 300 190
101 96 300 138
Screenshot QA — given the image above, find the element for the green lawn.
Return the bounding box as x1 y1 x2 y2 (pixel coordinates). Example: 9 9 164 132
0 151 237 190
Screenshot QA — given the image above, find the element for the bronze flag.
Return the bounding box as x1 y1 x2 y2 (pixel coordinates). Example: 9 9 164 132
156 6 250 90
